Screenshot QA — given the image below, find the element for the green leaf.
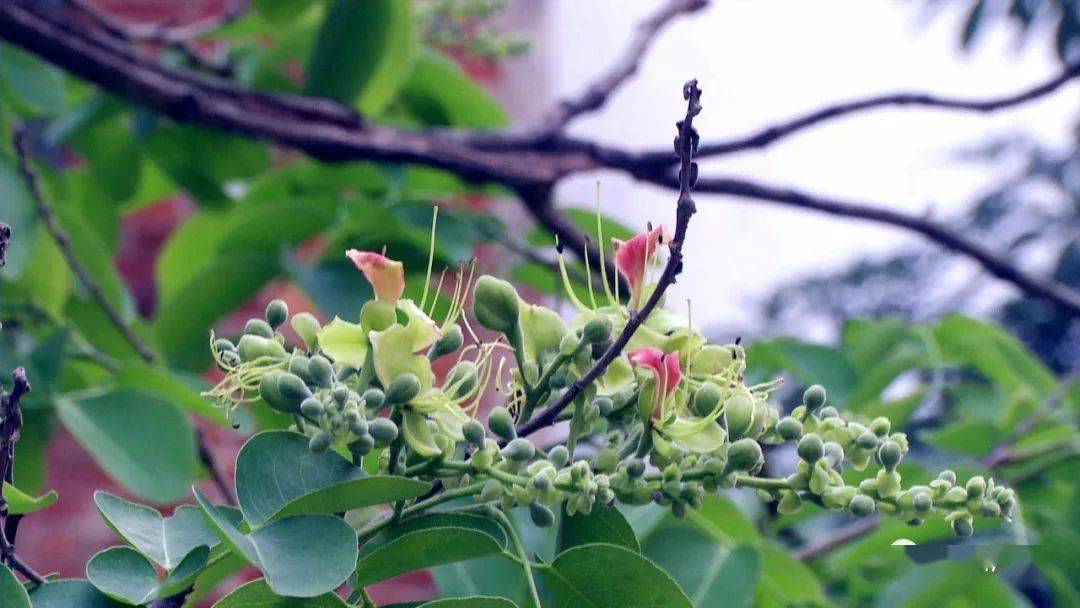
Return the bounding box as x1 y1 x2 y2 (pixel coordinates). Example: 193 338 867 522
194 488 358 598
432 558 527 607
236 431 431 527
28 579 124 607
643 525 758 608
747 339 857 407
305 0 416 114
86 546 162 605
0 563 31 608
541 543 692 608
213 578 349 607
419 598 520 608
0 153 37 277
400 51 507 129
934 315 1058 398
355 513 506 586
144 125 269 206
252 0 319 23
55 389 197 503
2 482 57 515
112 361 231 428
94 491 225 569
686 495 760 545
559 505 640 553
0 43 66 115
754 544 825 607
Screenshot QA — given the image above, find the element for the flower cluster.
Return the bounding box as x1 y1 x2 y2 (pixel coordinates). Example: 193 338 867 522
206 220 1015 537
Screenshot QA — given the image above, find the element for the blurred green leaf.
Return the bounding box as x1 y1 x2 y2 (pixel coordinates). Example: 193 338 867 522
145 125 269 206
0 153 36 277
0 564 30 608
643 526 758 608
542 543 692 608
559 504 640 553
28 580 124 608
400 50 507 128
754 544 825 607
0 43 66 115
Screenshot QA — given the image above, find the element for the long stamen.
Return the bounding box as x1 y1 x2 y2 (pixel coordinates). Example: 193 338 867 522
420 205 440 312
583 236 598 311
555 236 591 313
429 268 447 319
595 181 617 307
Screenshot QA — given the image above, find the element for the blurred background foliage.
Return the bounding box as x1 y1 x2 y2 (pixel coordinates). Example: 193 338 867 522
0 0 1078 606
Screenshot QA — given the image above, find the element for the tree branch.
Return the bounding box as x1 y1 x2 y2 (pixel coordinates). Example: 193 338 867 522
0 368 45 586
981 365 1080 469
538 0 708 133
516 79 701 438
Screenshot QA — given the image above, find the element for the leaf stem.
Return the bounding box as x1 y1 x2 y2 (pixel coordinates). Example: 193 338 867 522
486 506 542 608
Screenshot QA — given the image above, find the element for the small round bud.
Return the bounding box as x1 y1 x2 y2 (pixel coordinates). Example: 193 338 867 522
723 391 756 439
593 396 614 417
463 419 487 447
238 335 287 362
776 416 804 441
727 438 763 472
472 276 521 335
548 370 568 390
802 385 827 411
818 406 839 419
877 440 903 471
937 469 957 485
349 434 375 457
981 500 1001 518
385 373 422 405
797 434 825 463
529 502 555 527
823 441 845 469
849 494 876 517
869 417 891 437
430 324 464 360
479 479 503 503
277 373 312 401
244 319 275 339
548 445 570 468
265 299 288 329
348 417 368 436
692 382 724 418
214 338 236 353
369 418 399 444
581 317 612 344
856 431 879 450
307 355 334 388
913 492 933 513
362 388 386 412
300 397 325 419
951 515 974 538
502 438 535 462
308 431 331 453
626 459 646 478
488 407 517 441
290 312 321 351
331 386 350 405
220 350 241 367
259 371 300 413
965 476 986 499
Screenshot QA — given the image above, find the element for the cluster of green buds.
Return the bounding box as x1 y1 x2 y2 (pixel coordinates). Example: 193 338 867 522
204 214 1017 540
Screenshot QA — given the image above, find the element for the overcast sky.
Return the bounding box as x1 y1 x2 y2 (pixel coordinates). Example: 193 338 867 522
506 0 1079 333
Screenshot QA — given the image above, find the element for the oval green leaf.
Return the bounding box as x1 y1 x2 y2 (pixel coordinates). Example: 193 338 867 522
559 505 639 553
28 579 124 608
94 491 223 569
541 543 692 608
420 598 520 608
86 546 160 605
643 525 759 608
0 563 31 608
213 578 349 607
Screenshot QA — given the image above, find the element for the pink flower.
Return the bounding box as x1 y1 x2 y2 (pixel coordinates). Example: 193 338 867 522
612 225 670 308
346 250 405 303
629 347 682 419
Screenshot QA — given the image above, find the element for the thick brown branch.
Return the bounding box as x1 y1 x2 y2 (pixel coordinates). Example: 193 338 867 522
517 80 701 438
539 0 708 133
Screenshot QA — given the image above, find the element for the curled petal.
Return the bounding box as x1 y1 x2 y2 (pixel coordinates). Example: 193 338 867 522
612 225 670 308
346 249 405 303
630 346 683 419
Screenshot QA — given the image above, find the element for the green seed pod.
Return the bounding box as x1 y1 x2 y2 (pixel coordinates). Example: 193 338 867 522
307 355 334 388
877 440 903 471
869 417 891 437
776 416 804 441
965 476 986 499
277 372 312 401
369 418 399 444
548 445 570 468
300 397 325 419
308 431 331 453
473 276 521 335
385 373 422 405
593 396 614 417
913 492 933 513
265 299 288 329
797 434 825 463
287 355 314 384
259 370 301 414
362 388 386 412
849 493 876 517
692 382 724 418
349 434 375 457
479 479 503 503
727 438 763 472
951 515 974 538
856 431 879 450
488 406 517 441
238 335 287 362
463 419 486 447
723 390 756 439
430 324 464 360
290 312 321 351
214 338 236 353
502 438 535 462
530 502 555 527
245 319 275 338
802 384 827 411
581 316 613 344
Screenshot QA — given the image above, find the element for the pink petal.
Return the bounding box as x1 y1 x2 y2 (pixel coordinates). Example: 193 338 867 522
613 225 670 307
346 249 405 303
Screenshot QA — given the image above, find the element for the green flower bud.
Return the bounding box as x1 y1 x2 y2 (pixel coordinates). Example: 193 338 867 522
488 406 517 441
778 490 803 514
965 476 986 499
802 384 827 411
238 335 287 362
277 372 312 401
548 370 568 390
463 419 486 447
776 416 804 441
220 350 241 367
877 440 903 471
430 324 464 360
818 406 839 419
502 438 535 462
245 319 275 339
856 431 879 450
626 458 646 478
265 299 288 329
290 312 321 351
692 382 724 418
259 370 301 413
951 514 974 538
662 463 682 483
582 317 613 344
823 441 845 469
809 464 830 495
593 396 614 417
307 355 334 388
331 386 350 405
360 300 397 333
943 486 967 504
822 485 857 510
300 397 325 419
868 416 891 437
473 276 521 335
723 390 756 439
913 492 933 513
548 445 570 468
369 418 399 444
308 431 331 453
797 434 825 463
385 373 422 405
849 493 876 517
981 500 1001 517
937 469 957 485
349 434 375 457
530 502 555 527
362 388 386 412
727 438 763 472
214 338 236 353
595 447 619 472
348 417 368 436
479 479 503 503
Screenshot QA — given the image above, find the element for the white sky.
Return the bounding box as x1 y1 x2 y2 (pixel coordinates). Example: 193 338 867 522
516 0 1079 330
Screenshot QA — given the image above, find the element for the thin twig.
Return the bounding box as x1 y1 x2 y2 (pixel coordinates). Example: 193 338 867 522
0 368 45 586
0 222 9 268
516 80 701 438
539 0 708 133
981 365 1080 469
793 515 880 562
